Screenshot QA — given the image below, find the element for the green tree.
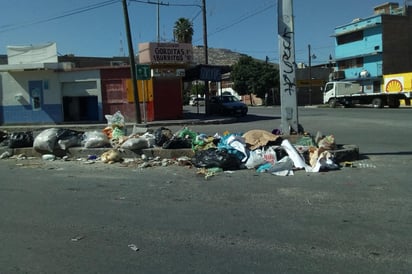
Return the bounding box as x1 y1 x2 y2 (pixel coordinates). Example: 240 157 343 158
173 18 194 43
231 56 279 105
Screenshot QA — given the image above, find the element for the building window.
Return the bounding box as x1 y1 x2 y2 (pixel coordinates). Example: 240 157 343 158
31 88 42 110
43 80 49 90
338 57 363 69
336 30 363 45
29 80 43 111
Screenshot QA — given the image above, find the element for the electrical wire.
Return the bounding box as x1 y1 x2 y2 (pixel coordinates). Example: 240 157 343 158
192 1 275 44
0 0 119 34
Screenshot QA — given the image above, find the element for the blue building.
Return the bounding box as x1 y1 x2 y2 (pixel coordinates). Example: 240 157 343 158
333 2 412 93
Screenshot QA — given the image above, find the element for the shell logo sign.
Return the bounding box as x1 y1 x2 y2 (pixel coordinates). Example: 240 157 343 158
385 77 404 93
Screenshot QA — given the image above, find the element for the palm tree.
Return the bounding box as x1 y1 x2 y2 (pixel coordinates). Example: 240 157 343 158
173 18 194 43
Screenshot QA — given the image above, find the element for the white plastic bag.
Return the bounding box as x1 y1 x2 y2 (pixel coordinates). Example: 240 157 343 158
281 139 311 171
33 128 60 152
142 132 156 148
105 111 125 128
245 149 266 169
120 132 155 150
120 136 149 150
262 146 278 164
81 131 110 148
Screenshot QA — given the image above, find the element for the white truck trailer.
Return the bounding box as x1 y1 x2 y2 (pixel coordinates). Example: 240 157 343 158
323 73 412 108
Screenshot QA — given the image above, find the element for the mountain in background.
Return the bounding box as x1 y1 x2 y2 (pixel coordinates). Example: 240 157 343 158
0 46 260 67
192 46 249 66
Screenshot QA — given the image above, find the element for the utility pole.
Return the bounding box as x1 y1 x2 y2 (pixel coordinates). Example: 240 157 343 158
202 0 210 114
122 0 141 124
308 44 312 106
202 0 208 65
277 0 298 134
157 0 160 42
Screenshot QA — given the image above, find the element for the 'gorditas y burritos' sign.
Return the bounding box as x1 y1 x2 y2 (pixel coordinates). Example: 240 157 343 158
138 42 193 64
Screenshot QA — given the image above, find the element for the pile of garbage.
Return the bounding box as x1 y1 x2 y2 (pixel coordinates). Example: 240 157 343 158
0 111 341 176
181 128 339 175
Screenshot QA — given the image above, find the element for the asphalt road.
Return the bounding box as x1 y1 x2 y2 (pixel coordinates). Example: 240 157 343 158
0 106 411 274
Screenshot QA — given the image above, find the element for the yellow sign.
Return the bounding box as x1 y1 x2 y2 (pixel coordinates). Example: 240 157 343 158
125 79 153 103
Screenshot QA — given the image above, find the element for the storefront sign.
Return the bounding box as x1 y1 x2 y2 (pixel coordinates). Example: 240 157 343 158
138 42 193 64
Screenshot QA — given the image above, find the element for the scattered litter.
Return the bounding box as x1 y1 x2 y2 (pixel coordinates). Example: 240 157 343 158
11 153 28 160
123 158 135 164
356 161 376 168
42 154 56 161
138 162 150 168
0 151 11 159
197 167 223 179
83 160 96 164
272 169 294 176
342 161 354 167
87 155 97 160
101 149 123 164
71 235 85 242
177 156 192 166
128 244 139 252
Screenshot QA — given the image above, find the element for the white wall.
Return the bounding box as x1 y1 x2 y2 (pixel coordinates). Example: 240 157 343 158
0 70 60 106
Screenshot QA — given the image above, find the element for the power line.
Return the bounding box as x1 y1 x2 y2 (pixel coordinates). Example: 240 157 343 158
192 2 275 43
0 0 119 34
213 4 275 35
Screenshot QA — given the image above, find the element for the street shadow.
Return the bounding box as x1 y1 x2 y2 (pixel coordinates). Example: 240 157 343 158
235 114 280 123
359 151 412 160
361 151 412 156
183 110 280 123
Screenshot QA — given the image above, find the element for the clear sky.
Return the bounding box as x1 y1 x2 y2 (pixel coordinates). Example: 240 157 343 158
0 0 397 65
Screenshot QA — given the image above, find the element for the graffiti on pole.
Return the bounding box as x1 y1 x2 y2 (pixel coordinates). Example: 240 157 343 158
277 0 299 134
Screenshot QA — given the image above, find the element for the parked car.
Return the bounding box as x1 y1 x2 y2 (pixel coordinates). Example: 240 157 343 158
189 97 205 106
208 95 248 116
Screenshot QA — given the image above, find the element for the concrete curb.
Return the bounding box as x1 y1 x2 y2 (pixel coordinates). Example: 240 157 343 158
331 144 359 163
1 143 359 164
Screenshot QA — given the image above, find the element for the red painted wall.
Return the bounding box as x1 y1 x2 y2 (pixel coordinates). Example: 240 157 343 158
153 78 183 120
100 67 183 123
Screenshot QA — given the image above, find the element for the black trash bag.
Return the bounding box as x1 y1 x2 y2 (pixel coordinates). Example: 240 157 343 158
192 148 242 170
56 128 84 150
154 127 173 147
0 130 8 143
162 136 192 149
8 131 34 148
